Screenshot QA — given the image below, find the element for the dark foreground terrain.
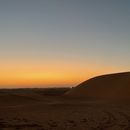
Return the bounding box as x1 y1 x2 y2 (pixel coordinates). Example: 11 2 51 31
0 88 130 130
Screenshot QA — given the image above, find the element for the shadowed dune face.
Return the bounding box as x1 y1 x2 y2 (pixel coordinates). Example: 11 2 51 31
0 88 70 106
66 72 130 100
0 83 130 129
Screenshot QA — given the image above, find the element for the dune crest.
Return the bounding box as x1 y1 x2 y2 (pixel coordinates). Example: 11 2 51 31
66 72 130 100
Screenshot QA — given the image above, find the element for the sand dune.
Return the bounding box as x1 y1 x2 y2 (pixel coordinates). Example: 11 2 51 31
66 72 130 100
0 86 130 129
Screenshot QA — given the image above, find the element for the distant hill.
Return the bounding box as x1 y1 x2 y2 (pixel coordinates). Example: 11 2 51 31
65 72 130 100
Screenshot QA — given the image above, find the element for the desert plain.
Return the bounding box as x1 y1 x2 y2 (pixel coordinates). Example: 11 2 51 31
0 72 130 130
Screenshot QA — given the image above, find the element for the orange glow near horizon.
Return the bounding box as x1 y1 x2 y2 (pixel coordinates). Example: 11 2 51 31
0 59 123 88
0 69 89 88
0 61 86 88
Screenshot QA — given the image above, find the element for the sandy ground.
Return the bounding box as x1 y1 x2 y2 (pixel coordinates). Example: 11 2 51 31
0 88 130 130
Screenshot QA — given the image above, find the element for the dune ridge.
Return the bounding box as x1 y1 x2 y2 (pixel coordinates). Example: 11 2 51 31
66 72 130 100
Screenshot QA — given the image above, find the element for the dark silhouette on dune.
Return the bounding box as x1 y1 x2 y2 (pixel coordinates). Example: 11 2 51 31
66 72 130 100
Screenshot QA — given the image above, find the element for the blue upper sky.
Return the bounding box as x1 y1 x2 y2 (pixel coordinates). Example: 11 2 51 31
0 0 130 87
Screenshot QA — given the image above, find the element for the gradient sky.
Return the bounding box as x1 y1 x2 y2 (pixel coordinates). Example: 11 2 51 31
0 0 130 88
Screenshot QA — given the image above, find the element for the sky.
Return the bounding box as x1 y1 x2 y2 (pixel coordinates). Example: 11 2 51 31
0 0 130 88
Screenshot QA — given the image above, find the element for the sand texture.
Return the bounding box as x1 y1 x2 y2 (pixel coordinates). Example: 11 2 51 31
0 72 130 130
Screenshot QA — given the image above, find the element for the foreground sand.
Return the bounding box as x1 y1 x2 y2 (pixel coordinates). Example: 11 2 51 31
0 88 130 130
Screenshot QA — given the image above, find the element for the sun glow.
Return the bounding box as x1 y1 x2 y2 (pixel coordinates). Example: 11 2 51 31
0 71 87 88
0 61 91 88
0 59 122 88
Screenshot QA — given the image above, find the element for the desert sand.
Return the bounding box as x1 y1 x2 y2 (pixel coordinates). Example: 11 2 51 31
0 72 130 130
66 72 130 100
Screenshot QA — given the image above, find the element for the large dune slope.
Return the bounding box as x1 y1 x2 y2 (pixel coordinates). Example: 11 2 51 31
66 72 130 100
